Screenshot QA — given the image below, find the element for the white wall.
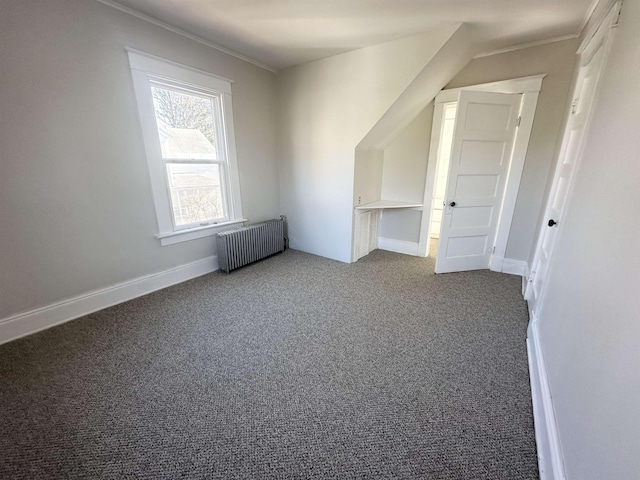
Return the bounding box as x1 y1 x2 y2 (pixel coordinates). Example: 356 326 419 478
447 38 579 264
359 24 476 150
0 0 280 319
354 149 384 208
378 105 433 243
277 26 463 262
374 39 577 258
536 1 640 477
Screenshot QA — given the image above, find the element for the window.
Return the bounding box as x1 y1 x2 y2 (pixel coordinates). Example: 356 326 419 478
128 50 244 245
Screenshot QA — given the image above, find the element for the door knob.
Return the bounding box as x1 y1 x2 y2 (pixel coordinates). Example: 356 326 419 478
449 201 456 207
548 219 557 227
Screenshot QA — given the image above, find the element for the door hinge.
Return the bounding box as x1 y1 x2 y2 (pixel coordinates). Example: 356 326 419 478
571 98 579 115
516 116 522 127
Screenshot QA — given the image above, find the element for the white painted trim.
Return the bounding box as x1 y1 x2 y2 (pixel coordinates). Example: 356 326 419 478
422 76 543 270
355 200 423 210
578 0 621 54
157 219 247 246
491 256 529 276
502 258 529 276
493 91 540 263
95 0 277 73
220 91 245 223
474 34 579 59
436 75 545 103
127 48 235 90
418 102 448 257
527 319 566 480
378 238 419 256
128 50 244 246
0 256 219 346
581 0 605 34
525 2 620 308
490 255 505 272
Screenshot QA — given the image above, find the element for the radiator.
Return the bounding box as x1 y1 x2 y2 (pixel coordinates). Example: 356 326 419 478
216 217 286 273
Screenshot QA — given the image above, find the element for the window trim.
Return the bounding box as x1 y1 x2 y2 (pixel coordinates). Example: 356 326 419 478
156 219 247 246
127 49 244 245
150 80 229 231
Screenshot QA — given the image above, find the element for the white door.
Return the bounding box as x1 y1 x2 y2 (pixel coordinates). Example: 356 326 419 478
435 91 521 273
525 28 609 314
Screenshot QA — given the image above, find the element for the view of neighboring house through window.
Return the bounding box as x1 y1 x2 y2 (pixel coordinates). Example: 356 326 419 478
128 50 243 245
150 84 226 228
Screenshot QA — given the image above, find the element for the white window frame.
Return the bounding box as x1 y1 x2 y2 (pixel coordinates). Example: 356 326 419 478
127 49 244 246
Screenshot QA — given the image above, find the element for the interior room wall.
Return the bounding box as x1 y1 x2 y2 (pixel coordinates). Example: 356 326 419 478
276 26 464 263
0 0 280 319
536 1 640 477
446 38 579 264
378 105 433 243
378 210 422 244
353 149 384 208
358 24 476 151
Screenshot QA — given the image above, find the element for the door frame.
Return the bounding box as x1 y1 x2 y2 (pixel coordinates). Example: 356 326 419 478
435 90 523 274
418 75 545 276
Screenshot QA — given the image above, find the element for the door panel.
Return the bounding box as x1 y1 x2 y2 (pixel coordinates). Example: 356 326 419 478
451 206 493 229
526 38 607 312
436 91 522 273
460 141 506 168
456 174 500 197
465 103 513 130
447 236 487 257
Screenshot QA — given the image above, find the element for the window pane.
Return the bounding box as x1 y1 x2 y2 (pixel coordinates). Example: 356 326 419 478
166 163 225 226
151 85 218 160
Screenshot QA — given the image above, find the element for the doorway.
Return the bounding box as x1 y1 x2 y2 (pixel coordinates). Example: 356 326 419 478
418 75 545 274
428 102 457 258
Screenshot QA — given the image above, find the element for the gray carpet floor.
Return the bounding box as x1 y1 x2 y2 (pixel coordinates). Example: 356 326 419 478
0 249 538 479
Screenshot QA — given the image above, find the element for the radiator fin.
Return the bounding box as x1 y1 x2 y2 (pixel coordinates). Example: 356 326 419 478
216 219 285 273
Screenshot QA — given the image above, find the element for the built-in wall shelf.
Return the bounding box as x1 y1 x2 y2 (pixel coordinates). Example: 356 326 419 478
355 200 423 210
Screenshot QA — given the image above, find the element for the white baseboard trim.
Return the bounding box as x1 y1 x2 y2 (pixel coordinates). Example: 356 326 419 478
503 258 529 276
378 237 419 256
490 255 505 272
0 255 219 346
527 319 566 480
491 255 529 277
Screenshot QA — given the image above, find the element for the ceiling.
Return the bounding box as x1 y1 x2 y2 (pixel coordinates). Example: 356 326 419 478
105 0 597 70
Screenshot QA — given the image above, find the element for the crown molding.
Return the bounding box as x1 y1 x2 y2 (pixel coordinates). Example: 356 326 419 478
94 0 277 73
474 34 579 59
581 0 604 33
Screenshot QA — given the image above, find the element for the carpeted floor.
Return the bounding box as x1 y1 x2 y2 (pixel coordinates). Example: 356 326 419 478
0 249 538 479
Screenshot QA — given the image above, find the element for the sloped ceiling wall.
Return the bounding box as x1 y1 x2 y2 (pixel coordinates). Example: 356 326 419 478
358 24 476 150
277 25 477 262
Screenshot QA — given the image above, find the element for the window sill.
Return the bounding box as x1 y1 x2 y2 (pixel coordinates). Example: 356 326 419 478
156 219 247 246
